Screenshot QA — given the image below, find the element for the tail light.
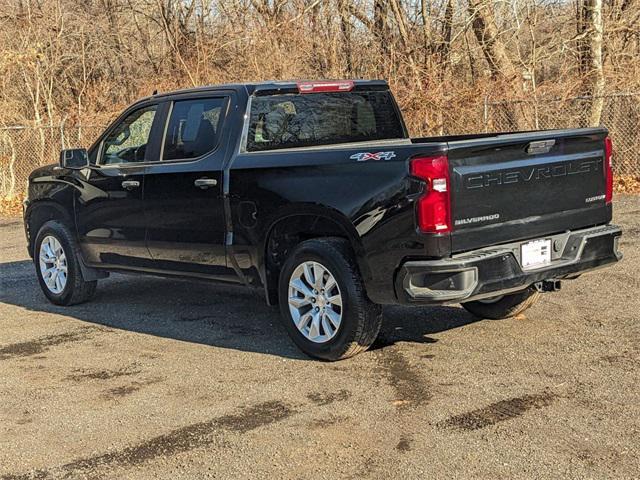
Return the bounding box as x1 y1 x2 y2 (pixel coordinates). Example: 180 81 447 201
410 155 452 233
604 136 613 204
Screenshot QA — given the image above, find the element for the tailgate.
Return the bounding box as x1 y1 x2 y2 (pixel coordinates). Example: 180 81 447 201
448 128 611 253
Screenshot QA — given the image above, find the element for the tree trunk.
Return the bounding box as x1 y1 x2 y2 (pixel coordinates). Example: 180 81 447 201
388 0 421 86
438 0 454 75
584 0 605 126
309 1 327 75
468 0 523 129
468 0 519 82
576 0 590 75
374 0 390 61
338 0 354 75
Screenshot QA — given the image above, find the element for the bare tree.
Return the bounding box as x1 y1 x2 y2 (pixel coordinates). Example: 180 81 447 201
581 0 605 125
467 0 524 128
0 0 636 135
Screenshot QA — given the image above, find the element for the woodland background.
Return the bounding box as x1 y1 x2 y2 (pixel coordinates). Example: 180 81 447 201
0 0 639 212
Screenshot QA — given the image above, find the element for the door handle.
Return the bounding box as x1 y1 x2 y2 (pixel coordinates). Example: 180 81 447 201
121 180 140 190
194 178 218 189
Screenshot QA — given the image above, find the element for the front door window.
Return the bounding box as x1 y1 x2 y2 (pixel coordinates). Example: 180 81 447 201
101 105 157 165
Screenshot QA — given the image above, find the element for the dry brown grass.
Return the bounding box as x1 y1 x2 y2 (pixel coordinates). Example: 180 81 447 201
0 198 23 218
615 175 640 195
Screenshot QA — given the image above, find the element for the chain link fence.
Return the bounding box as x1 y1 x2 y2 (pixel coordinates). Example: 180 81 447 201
0 125 103 200
1 92 639 201
482 92 640 176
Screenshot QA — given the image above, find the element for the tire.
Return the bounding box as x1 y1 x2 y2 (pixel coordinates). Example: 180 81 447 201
461 286 540 320
34 220 97 306
278 238 382 361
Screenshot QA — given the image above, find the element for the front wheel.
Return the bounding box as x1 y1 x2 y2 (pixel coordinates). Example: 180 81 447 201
461 286 540 320
34 220 97 306
278 238 382 361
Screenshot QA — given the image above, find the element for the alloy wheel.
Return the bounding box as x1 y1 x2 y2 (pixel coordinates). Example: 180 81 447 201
39 235 68 294
287 261 343 343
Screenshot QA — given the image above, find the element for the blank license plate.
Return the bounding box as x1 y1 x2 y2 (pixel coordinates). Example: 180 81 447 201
521 239 551 269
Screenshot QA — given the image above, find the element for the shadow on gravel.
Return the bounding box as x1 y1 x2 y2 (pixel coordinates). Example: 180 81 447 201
0 259 477 360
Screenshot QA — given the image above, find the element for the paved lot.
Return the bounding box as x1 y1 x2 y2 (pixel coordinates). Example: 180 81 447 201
1 196 639 479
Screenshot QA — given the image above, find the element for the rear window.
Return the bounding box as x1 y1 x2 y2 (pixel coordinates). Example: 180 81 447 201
246 91 405 152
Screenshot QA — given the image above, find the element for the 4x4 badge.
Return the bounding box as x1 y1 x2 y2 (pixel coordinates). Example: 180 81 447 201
350 151 396 162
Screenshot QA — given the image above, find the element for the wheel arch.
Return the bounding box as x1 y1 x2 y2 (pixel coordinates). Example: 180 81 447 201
260 207 369 306
25 200 75 258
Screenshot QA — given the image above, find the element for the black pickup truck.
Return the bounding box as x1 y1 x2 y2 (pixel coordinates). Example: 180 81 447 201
24 79 622 360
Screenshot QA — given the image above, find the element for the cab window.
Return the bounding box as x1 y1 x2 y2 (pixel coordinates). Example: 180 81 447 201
246 91 404 152
101 105 157 165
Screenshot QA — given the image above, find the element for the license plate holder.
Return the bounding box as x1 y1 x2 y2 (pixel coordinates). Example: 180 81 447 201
521 239 551 270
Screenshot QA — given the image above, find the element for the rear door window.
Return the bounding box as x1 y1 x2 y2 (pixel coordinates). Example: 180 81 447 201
246 90 405 152
162 97 227 161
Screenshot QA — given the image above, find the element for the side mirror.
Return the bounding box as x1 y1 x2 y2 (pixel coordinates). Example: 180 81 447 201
60 148 89 169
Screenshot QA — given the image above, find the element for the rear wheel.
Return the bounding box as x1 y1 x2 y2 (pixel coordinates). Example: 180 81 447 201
461 286 540 320
34 220 97 306
278 238 382 361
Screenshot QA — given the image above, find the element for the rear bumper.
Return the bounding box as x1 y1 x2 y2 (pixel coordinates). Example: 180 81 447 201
395 224 622 305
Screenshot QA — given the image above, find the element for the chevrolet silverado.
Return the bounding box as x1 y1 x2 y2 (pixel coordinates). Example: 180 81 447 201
23 80 622 360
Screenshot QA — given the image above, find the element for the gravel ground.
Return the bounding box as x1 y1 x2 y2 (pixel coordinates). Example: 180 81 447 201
1 196 638 479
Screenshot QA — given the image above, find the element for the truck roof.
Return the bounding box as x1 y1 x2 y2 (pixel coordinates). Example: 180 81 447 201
148 79 389 100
